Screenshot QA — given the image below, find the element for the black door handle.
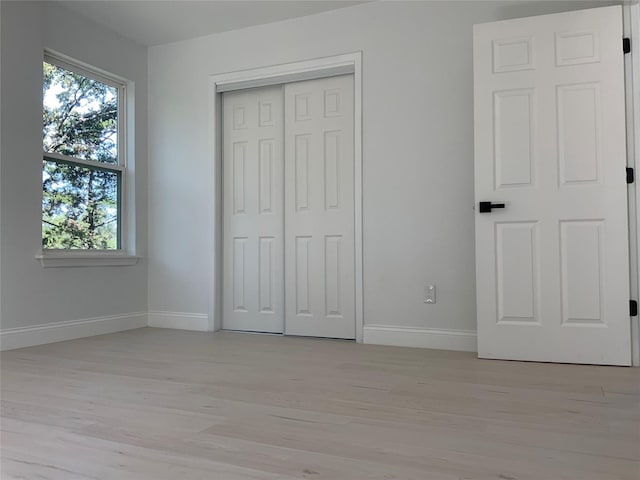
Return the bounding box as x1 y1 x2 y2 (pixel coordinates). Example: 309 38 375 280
479 201 505 213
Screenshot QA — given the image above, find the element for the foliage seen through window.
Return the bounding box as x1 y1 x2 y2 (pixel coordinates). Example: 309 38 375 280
42 60 122 250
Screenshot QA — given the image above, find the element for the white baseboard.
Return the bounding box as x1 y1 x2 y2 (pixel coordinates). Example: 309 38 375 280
1 316 474 352
147 311 209 331
0 312 148 351
363 325 477 352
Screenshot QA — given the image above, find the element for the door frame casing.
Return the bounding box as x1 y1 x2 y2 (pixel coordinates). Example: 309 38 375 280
208 52 364 342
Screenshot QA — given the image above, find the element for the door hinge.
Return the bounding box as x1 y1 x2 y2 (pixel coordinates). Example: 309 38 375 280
631 300 638 317
627 167 635 184
624 37 631 54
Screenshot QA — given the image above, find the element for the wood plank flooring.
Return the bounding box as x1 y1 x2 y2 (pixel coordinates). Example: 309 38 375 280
1 328 639 479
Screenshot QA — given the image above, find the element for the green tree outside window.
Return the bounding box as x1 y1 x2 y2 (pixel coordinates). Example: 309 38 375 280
42 59 123 250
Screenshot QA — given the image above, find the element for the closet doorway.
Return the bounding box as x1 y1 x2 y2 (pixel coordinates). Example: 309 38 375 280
222 74 356 339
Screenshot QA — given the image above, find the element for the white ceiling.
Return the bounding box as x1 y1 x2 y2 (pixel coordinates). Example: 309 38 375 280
54 0 369 47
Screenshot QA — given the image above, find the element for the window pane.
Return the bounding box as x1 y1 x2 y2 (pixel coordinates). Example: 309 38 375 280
42 160 120 249
43 62 118 164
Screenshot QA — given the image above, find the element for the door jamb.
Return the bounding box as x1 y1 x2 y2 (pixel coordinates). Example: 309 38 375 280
624 4 640 366
207 52 365 342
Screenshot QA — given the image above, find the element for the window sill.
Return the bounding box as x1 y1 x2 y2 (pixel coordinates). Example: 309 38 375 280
36 251 140 268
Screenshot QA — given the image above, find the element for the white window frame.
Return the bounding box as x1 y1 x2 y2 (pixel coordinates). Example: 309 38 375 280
37 51 138 267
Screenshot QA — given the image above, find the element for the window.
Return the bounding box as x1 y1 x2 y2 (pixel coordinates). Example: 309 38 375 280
42 54 125 251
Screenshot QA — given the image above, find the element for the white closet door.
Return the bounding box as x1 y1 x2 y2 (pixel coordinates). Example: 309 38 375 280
284 75 355 339
223 86 284 333
474 6 631 364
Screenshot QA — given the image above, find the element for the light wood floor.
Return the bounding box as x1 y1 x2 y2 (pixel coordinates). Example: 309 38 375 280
1 328 639 480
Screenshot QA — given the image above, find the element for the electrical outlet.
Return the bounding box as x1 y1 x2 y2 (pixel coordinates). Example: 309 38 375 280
424 285 436 304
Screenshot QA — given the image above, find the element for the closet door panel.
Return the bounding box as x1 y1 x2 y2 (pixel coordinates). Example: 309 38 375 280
223 86 284 333
284 75 355 339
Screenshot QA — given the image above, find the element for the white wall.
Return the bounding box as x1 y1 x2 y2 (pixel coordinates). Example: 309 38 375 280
0 2 148 342
147 0 619 347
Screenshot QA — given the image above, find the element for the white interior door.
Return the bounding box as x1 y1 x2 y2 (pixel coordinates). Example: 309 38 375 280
223 86 284 333
474 6 631 365
284 75 356 339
